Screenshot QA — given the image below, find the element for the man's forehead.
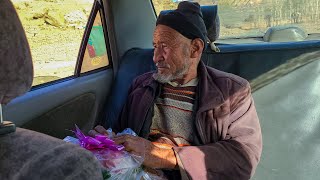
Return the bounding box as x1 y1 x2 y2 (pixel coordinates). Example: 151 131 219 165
153 25 185 42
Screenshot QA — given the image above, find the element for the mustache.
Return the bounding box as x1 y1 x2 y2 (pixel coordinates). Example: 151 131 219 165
155 62 170 68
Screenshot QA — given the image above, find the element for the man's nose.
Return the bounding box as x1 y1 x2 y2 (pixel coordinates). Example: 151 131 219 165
153 48 164 63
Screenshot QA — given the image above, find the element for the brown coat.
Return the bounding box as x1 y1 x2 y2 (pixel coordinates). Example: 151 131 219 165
114 61 262 180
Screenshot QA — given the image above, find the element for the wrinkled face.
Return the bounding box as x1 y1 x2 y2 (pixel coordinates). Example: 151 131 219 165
152 25 192 83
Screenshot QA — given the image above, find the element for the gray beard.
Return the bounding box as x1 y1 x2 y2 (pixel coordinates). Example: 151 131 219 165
153 62 190 83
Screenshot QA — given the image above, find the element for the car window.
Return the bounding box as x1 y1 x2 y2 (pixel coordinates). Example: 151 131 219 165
81 11 109 73
152 0 320 40
12 0 95 86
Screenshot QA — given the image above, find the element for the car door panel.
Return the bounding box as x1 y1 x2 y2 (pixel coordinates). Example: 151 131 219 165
3 70 113 138
1 0 115 139
22 92 95 139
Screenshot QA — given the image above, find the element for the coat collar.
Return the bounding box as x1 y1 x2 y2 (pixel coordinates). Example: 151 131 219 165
196 61 224 112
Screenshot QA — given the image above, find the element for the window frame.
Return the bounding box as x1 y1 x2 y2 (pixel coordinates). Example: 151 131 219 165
75 0 113 77
30 0 112 90
150 0 158 18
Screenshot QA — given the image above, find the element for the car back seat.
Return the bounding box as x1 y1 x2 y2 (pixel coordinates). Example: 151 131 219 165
104 48 156 128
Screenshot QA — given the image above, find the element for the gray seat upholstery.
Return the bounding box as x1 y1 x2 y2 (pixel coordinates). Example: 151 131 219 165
104 48 155 128
0 0 33 104
0 1 102 179
0 128 103 180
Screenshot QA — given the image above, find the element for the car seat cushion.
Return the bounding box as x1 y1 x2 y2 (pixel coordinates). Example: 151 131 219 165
0 128 103 180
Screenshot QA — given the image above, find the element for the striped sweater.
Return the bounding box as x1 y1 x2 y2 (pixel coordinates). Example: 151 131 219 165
149 78 200 147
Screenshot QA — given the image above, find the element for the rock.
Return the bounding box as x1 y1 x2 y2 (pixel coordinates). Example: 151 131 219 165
45 10 65 28
64 10 86 24
32 8 48 19
64 10 87 28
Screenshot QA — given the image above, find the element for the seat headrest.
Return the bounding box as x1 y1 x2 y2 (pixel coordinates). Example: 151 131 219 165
159 5 220 42
0 0 33 104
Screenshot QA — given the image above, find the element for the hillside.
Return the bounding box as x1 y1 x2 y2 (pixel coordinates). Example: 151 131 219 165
12 0 93 85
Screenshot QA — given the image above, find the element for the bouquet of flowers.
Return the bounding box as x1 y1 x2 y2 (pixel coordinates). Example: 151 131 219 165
63 125 164 180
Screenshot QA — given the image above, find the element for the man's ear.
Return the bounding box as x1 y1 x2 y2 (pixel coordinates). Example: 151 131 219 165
190 38 204 58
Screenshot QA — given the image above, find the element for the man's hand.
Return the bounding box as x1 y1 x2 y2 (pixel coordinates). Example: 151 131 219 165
88 126 177 169
88 125 115 137
113 134 177 169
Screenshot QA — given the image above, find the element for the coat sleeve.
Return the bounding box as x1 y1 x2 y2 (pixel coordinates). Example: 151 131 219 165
173 91 262 180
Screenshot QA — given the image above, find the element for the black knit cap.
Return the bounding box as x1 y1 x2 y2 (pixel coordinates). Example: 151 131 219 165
156 1 208 44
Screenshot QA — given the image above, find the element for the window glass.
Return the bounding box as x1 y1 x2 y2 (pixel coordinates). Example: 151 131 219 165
12 0 94 86
81 11 109 73
152 0 320 39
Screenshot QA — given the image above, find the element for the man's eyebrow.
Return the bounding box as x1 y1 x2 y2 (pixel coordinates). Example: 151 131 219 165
152 41 164 45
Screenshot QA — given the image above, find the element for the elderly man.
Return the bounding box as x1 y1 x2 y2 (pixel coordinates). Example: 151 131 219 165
90 1 262 179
